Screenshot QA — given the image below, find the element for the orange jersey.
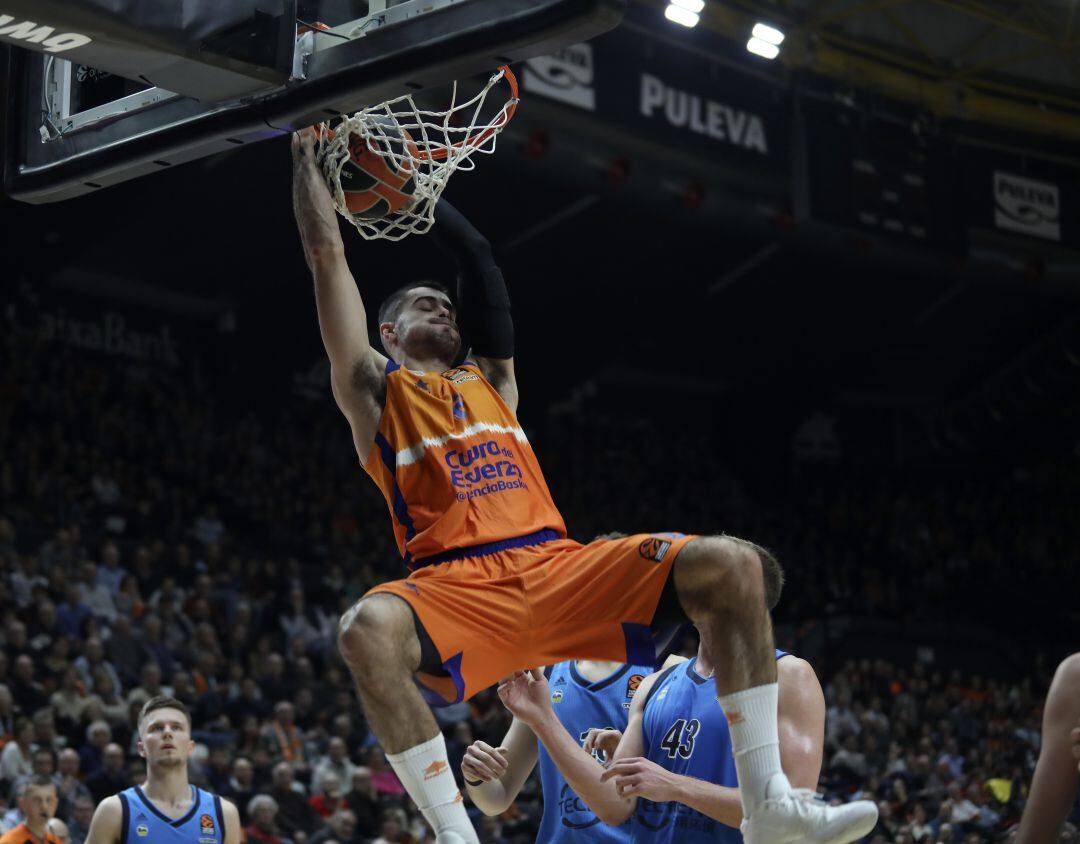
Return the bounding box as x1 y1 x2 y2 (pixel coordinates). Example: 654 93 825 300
0 825 63 844
363 360 566 567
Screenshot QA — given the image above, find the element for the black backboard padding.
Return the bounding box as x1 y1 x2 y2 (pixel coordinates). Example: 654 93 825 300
4 0 625 204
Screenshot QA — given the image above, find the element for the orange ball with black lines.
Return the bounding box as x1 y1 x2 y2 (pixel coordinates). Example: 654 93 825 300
328 119 418 220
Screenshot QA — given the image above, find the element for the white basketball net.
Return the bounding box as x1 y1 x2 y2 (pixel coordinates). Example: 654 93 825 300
316 66 518 241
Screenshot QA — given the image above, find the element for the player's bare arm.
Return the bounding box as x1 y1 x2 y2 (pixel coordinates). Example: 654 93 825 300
477 356 518 413
85 795 122 844
600 655 826 830
1016 653 1080 844
221 797 242 844
462 715 539 815
776 656 825 789
291 129 388 453
500 667 664 826
430 200 518 411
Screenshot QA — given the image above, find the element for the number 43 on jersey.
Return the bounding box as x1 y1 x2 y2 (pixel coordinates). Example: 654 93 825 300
659 718 701 759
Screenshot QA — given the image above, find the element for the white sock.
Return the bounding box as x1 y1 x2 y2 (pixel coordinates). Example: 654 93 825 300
386 735 478 843
717 683 789 817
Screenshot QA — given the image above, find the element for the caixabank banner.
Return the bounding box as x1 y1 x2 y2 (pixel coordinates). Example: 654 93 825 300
519 25 789 171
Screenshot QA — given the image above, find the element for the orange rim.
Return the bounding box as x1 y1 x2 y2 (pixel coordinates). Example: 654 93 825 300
417 65 519 162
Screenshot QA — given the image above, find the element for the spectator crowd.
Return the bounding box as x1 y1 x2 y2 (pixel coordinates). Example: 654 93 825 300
1 320 1077 842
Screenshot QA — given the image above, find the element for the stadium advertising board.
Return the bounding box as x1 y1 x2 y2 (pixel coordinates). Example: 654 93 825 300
961 146 1076 249
992 171 1062 242
521 26 788 169
3 277 231 369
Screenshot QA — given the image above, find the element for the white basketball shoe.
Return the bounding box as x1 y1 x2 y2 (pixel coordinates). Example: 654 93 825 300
741 774 879 844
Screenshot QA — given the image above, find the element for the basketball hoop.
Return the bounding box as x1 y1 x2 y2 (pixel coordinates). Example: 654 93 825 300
316 66 519 241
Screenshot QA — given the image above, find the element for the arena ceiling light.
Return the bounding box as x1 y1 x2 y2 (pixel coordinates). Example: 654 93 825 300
747 21 784 59
664 0 704 28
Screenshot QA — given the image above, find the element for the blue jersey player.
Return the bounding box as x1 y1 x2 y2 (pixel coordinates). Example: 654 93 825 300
500 598 877 844
605 648 802 843
85 697 241 844
499 645 863 843
462 659 656 842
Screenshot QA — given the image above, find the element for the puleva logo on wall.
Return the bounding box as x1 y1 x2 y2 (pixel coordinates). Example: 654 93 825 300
640 73 768 155
0 14 92 52
993 171 1061 242
523 43 596 111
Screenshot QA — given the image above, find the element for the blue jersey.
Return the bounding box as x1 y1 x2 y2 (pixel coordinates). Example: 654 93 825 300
632 650 791 844
118 785 225 844
537 661 655 844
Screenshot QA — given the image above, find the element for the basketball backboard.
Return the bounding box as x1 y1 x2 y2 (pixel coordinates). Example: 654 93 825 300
2 0 624 203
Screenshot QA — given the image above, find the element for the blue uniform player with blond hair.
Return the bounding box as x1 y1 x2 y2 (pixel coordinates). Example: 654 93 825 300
84 697 241 844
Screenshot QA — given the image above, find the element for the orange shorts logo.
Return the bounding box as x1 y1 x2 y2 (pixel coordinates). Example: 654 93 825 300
424 760 449 780
638 537 672 563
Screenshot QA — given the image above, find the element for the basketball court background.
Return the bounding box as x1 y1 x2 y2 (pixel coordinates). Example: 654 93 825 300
4 0 1080 637
1 0 1079 839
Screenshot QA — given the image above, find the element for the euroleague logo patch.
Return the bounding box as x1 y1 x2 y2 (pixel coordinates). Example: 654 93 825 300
626 673 645 700
638 537 672 563
200 813 215 836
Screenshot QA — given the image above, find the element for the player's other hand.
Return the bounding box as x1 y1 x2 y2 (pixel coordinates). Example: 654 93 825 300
600 757 680 803
497 668 551 727
461 741 509 784
583 728 623 762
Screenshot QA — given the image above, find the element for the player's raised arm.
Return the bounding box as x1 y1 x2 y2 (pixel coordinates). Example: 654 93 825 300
291 130 387 448
430 200 518 411
498 668 640 826
461 716 539 815
84 795 122 844
586 668 669 826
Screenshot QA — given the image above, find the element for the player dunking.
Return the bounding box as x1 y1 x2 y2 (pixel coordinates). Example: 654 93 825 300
84 697 241 844
290 128 876 844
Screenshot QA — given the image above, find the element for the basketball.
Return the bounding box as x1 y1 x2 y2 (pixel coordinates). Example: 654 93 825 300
325 119 418 221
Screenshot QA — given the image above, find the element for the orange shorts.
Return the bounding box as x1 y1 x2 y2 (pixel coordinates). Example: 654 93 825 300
366 531 697 704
